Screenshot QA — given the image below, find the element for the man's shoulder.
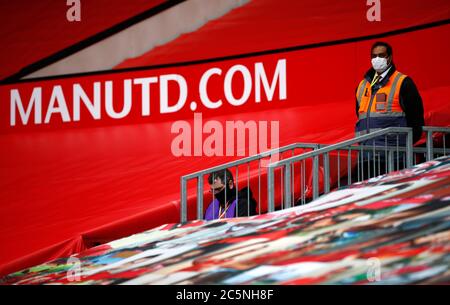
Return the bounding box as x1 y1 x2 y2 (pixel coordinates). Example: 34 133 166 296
393 70 409 79
397 73 416 89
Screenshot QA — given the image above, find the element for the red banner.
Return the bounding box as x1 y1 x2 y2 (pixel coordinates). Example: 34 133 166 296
0 24 449 277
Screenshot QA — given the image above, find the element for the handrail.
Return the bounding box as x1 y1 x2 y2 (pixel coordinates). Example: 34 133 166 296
266 127 414 211
180 142 320 222
423 126 450 161
180 126 450 223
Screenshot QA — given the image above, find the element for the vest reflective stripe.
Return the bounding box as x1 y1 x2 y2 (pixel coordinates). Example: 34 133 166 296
358 112 406 120
387 72 404 112
356 79 368 107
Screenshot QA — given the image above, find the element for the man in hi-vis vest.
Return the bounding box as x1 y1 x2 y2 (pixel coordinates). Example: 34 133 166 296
355 41 424 179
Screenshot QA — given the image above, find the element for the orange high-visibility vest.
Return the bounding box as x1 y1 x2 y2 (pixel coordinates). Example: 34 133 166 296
355 70 408 138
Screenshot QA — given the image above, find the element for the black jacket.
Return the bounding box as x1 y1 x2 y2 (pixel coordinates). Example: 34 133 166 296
234 187 258 217
355 64 425 143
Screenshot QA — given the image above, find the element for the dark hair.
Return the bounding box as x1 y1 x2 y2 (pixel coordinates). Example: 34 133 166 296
207 169 234 185
371 41 393 57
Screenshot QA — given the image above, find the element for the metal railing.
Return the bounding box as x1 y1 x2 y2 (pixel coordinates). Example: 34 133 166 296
180 126 450 222
266 126 450 212
180 143 320 222
424 126 449 161
266 127 414 212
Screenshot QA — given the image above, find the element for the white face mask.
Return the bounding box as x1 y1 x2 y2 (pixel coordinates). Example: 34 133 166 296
371 57 389 73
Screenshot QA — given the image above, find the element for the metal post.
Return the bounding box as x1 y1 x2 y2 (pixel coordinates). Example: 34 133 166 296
291 150 295 205
313 155 319 199
197 175 204 220
377 153 381 176
396 134 399 171
347 148 351 186
323 152 330 194
302 160 306 204
284 164 292 209
267 167 275 212
406 129 413 168
385 135 388 173
247 162 250 216
235 167 238 216
426 130 433 161
180 177 187 223
258 159 261 215
337 150 340 189
360 145 364 181
372 140 376 178
444 134 447 156
388 149 394 173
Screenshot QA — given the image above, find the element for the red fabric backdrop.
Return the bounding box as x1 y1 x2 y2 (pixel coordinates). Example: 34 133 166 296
116 0 450 69
0 0 449 277
0 0 165 80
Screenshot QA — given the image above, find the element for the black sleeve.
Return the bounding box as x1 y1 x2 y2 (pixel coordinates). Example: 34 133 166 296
236 199 250 217
399 77 425 143
236 189 257 217
355 86 359 118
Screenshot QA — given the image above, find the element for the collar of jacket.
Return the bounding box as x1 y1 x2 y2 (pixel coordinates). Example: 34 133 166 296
364 63 397 86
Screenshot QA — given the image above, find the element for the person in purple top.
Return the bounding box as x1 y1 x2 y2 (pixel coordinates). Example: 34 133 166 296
204 169 257 221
